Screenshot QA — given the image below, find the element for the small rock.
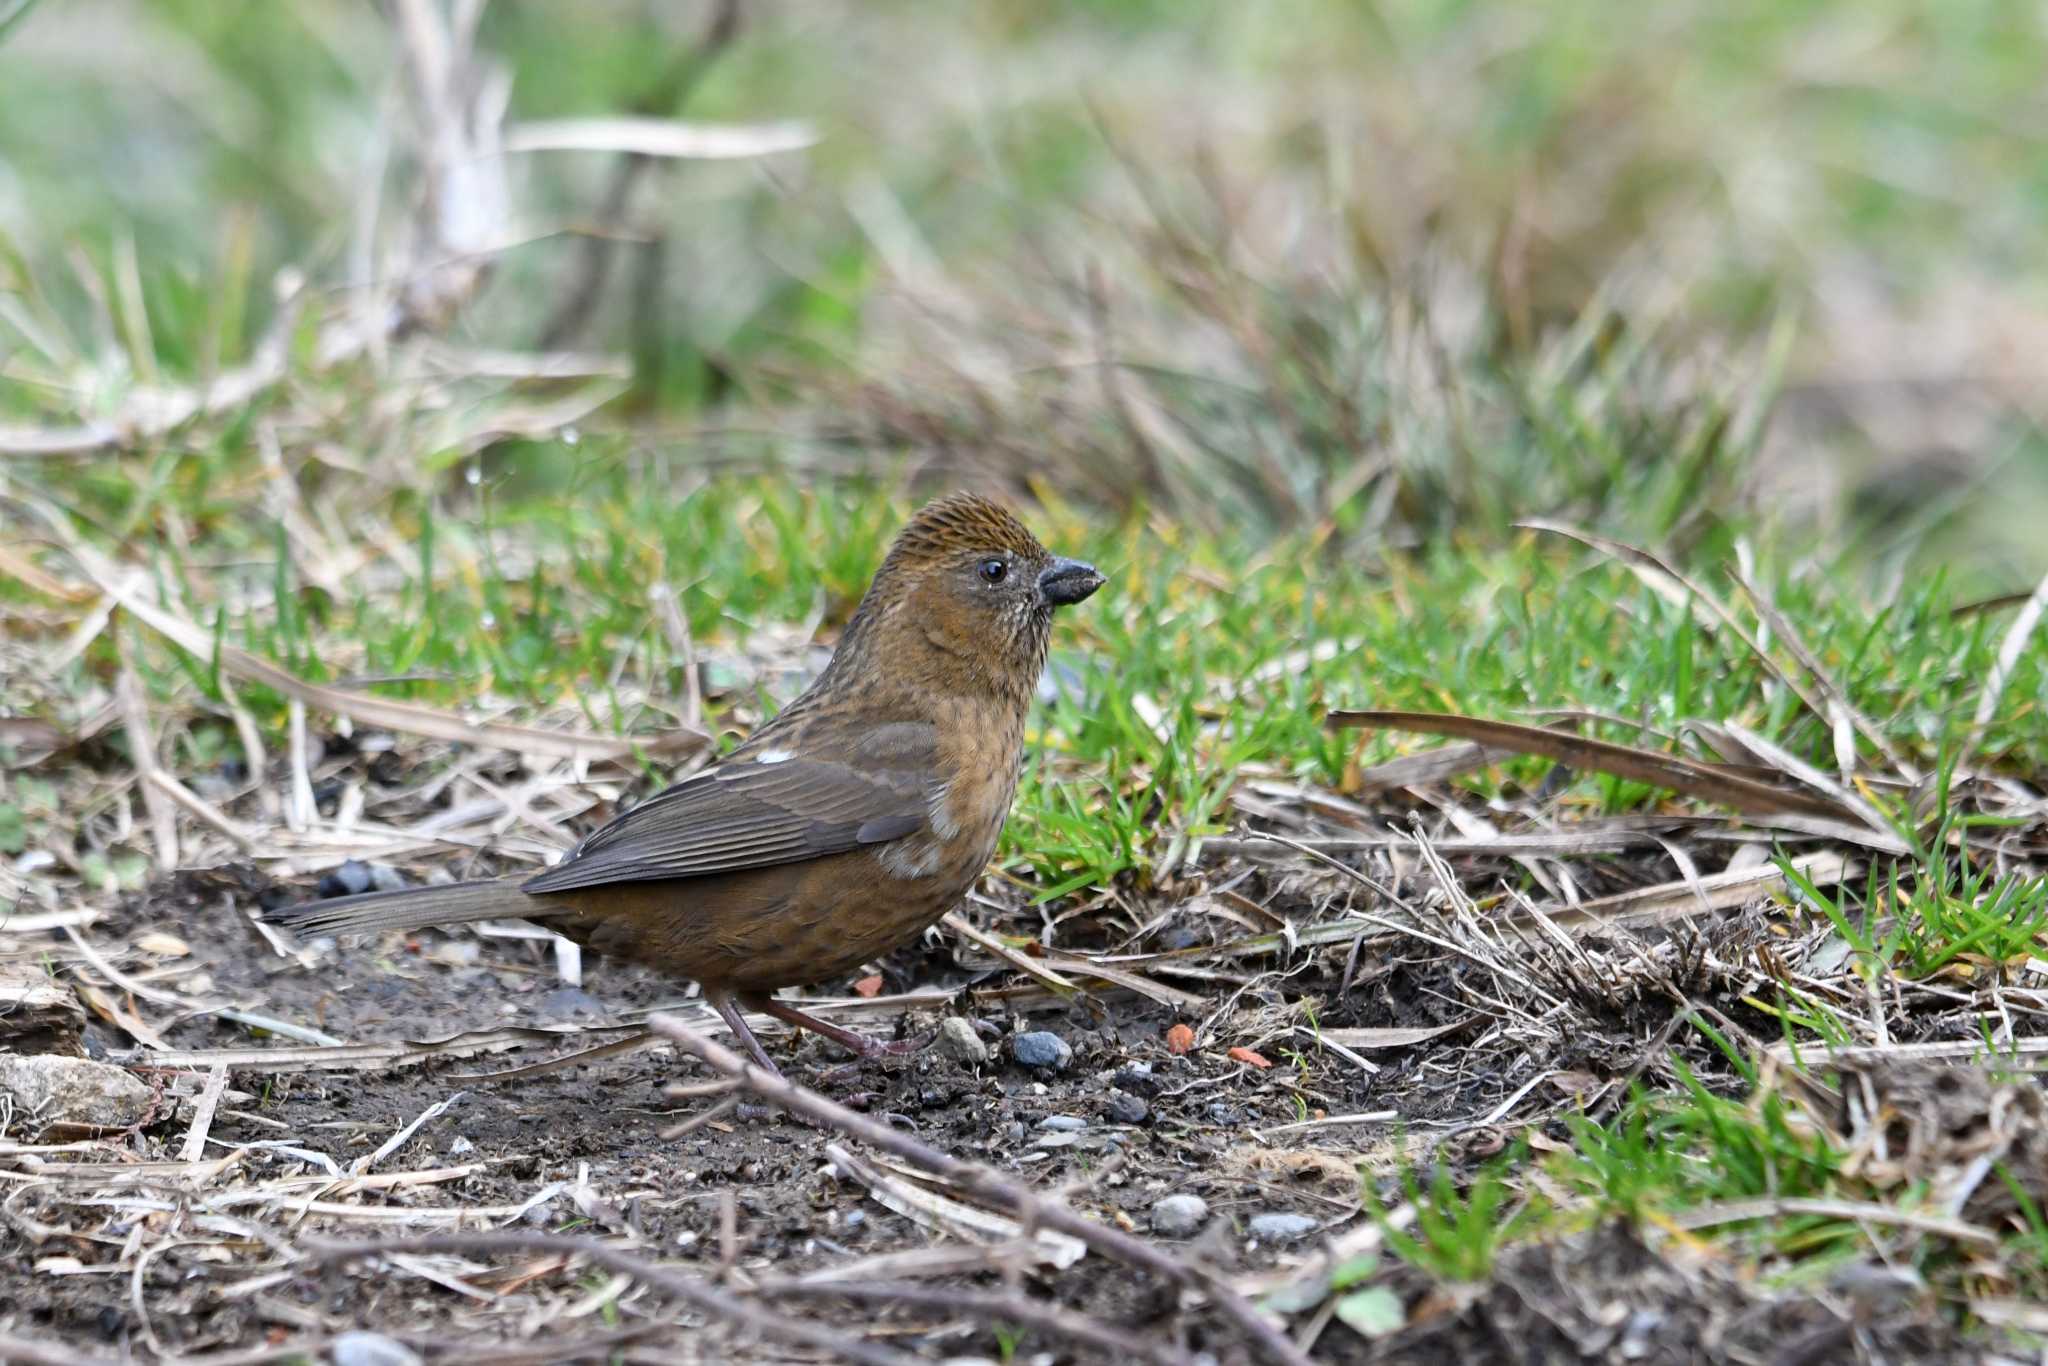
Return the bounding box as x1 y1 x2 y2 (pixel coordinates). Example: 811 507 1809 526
448 1136 475 1156
1247 1212 1318 1243
936 1016 989 1065
1619 1308 1665 1358
1011 1031 1072 1071
1152 1194 1210 1238
330 1332 422 1366
191 770 236 801
1039 1114 1087 1131
1112 1063 1160 1096
538 987 607 1021
1105 1092 1149 1125
317 860 373 898
0 1055 151 1138
367 863 410 893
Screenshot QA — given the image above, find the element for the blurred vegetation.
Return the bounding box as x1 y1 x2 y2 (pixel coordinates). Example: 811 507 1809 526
3 0 2045 578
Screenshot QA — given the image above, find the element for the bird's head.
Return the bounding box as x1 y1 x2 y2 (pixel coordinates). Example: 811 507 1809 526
835 492 1103 704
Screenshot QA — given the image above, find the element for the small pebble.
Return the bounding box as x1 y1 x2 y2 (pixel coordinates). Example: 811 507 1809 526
936 1016 990 1065
539 987 608 1021
1247 1212 1318 1242
1113 1063 1160 1097
1039 1114 1087 1131
367 863 410 893
330 1331 424 1366
317 860 373 898
191 770 236 801
1151 1194 1210 1238
1105 1092 1149 1125
1010 1030 1073 1071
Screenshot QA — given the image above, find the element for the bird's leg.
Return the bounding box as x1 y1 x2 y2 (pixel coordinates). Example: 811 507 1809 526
706 989 783 1074
738 991 929 1060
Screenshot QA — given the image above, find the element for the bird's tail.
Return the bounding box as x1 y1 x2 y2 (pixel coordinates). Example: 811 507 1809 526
265 877 539 939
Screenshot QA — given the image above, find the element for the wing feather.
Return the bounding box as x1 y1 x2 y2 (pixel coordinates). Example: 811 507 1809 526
520 722 936 895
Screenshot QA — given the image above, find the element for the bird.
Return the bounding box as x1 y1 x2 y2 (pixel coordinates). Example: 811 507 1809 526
265 492 1105 1073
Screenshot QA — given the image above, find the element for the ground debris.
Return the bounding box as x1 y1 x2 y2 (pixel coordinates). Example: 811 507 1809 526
1368 1222 1969 1365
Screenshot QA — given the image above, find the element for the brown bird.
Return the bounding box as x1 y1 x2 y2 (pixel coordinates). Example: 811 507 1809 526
266 493 1104 1071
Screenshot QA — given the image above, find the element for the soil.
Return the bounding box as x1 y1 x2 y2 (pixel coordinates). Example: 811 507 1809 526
0 860 1984 1365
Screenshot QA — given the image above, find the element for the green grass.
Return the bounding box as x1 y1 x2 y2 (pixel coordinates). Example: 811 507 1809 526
21 468 2040 894
22 469 2044 903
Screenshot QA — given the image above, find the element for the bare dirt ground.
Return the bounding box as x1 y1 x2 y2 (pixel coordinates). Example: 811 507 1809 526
4 712 2031 1359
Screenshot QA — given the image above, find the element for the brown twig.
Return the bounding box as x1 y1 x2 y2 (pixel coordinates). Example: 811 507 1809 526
302 1230 914 1366
645 1013 1312 1366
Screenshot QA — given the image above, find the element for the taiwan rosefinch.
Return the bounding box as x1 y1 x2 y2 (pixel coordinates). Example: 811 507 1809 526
267 493 1104 1071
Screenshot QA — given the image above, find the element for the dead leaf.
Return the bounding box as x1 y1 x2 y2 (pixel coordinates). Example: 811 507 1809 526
1228 1046 1272 1069
1319 1021 1470 1050
134 932 191 958
1326 709 1902 846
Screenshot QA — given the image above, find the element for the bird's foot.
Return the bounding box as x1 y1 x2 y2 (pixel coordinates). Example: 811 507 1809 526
707 990 784 1076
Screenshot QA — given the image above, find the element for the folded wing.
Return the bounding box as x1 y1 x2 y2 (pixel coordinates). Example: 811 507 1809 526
520 723 936 895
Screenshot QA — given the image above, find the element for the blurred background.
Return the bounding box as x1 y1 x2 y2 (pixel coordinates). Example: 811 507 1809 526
1 0 2044 580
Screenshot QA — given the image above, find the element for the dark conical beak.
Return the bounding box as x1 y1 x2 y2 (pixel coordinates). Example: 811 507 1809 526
1038 558 1105 607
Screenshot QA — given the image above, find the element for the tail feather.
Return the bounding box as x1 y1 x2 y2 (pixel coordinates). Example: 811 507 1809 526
265 878 539 939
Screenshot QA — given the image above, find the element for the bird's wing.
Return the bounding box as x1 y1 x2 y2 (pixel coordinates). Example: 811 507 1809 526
519 721 936 895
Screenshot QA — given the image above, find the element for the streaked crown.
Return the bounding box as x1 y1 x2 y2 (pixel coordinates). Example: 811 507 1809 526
884 493 1047 567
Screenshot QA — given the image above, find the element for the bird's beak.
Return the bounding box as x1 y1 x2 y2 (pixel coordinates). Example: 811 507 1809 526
1038 558 1105 607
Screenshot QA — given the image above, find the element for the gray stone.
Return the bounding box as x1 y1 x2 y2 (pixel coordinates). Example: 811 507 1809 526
936 1016 989 1065
0 1054 150 1138
1038 1114 1087 1131
1010 1030 1072 1071
1151 1194 1210 1238
367 863 411 893
330 1333 423 1366
1105 1092 1149 1124
1247 1212 1318 1242
317 860 373 898
538 987 607 1021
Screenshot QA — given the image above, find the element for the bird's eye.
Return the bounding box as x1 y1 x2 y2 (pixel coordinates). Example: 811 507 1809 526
978 558 1008 584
